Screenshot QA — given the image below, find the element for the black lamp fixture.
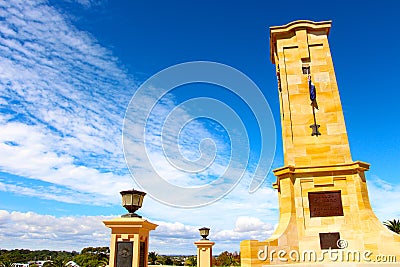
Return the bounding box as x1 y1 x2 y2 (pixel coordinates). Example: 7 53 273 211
199 227 210 240
120 189 146 218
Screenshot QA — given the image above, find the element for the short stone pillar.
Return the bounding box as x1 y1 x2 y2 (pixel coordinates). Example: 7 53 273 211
194 240 215 267
103 217 158 267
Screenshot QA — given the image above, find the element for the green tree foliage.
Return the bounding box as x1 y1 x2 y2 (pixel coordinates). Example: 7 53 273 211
184 256 196 267
147 252 158 265
0 247 109 267
0 250 76 264
97 257 109 267
214 251 240 267
0 259 14 267
158 256 173 266
43 257 71 267
73 247 109 267
384 219 400 234
171 258 183 266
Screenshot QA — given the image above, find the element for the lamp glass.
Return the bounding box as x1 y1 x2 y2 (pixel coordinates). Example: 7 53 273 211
120 189 146 217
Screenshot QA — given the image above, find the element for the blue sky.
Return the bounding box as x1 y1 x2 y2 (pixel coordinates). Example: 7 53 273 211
0 0 399 254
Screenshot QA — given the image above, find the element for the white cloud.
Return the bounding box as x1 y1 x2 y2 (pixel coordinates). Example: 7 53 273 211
0 210 274 254
0 0 132 168
0 210 112 251
0 0 246 208
0 0 136 204
0 180 91 204
234 216 272 233
64 0 106 8
367 175 400 220
0 122 131 205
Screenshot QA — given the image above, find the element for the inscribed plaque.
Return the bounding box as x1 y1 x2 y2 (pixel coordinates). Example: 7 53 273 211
116 242 133 267
308 191 343 217
319 232 340 249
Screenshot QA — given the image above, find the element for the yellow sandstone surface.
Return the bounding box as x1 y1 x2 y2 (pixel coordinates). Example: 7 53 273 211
240 20 400 266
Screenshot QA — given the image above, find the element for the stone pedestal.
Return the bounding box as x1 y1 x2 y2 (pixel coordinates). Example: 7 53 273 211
240 20 400 266
241 162 400 265
194 240 215 267
103 217 158 267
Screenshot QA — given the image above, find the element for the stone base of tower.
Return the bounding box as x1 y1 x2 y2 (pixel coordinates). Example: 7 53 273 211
240 162 400 266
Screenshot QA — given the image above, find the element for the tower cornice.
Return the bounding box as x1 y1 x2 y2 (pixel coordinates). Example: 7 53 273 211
269 20 332 63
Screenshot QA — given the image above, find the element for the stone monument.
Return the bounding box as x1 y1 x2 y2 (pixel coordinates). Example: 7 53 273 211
104 189 158 267
194 227 215 267
240 20 400 266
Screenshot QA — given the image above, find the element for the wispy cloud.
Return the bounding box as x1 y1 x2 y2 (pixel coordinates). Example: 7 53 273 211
0 0 146 204
0 0 134 183
0 0 133 167
0 0 242 206
367 175 400 220
0 179 95 204
66 0 107 9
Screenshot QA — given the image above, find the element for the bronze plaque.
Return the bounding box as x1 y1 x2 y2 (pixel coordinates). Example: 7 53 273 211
139 242 145 267
116 242 133 267
308 191 343 217
319 232 340 249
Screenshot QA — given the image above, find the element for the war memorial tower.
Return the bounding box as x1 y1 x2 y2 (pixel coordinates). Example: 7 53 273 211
240 20 400 265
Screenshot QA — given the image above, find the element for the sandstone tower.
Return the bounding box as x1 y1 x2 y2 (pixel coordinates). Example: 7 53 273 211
240 20 400 266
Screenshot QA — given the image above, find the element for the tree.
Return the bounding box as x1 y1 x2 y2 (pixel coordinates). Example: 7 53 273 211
97 257 109 267
73 254 98 267
147 252 158 265
0 250 75 264
184 256 196 267
43 257 71 267
214 251 240 267
384 219 400 234
0 259 14 267
73 246 110 267
158 256 173 266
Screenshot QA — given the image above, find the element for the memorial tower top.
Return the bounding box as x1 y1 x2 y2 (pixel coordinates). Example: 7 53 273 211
269 20 352 166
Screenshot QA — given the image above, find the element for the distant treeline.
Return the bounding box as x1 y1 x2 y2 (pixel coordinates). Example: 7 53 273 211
0 247 109 267
0 249 77 263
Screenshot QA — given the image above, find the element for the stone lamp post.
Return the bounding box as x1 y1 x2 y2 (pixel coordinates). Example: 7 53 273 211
199 227 210 240
104 189 158 267
120 189 146 218
194 227 214 267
